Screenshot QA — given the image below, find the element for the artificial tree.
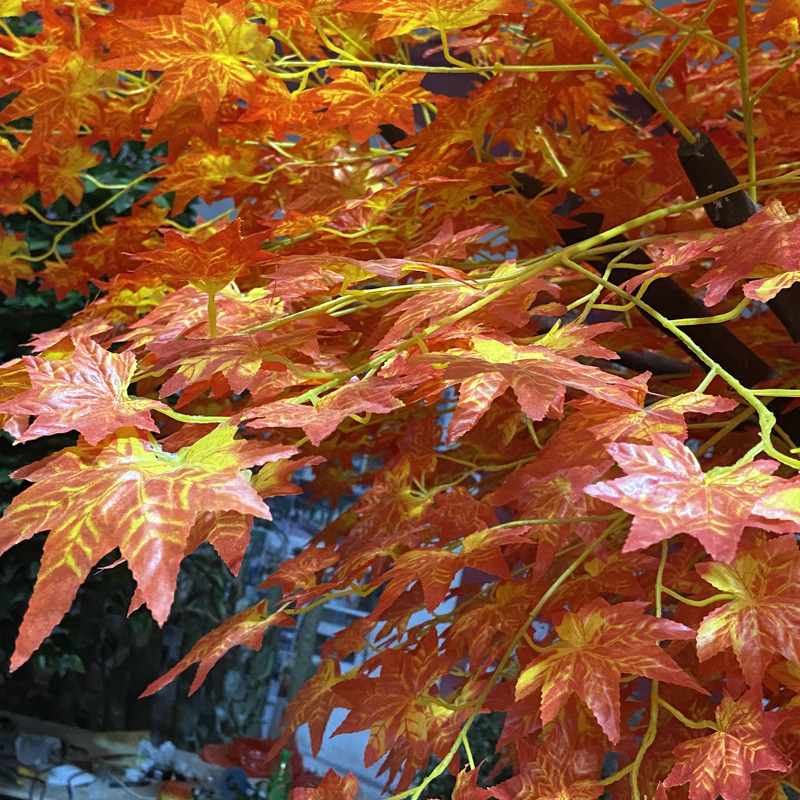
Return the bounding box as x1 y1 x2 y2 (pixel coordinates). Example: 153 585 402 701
3 1 800 799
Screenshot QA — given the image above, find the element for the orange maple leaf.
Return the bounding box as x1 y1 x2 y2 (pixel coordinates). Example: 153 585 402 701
316 68 433 142
333 630 456 764
695 535 800 686
99 0 265 120
402 334 640 443
0 338 170 445
515 599 703 743
584 434 786 563
0 426 283 669
290 769 359 800
131 220 273 295
142 600 295 695
0 45 112 146
339 0 527 39
241 376 407 445
663 688 790 800
278 658 343 757
0 232 34 297
36 142 103 207
637 198 800 306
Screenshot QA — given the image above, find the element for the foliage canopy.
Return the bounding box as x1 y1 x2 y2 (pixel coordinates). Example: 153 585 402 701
4 1 800 798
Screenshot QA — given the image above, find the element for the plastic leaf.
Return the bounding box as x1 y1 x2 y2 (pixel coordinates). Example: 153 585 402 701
290 770 359 800
0 338 171 445
340 0 527 38
99 0 262 120
663 688 790 800
584 434 783 563
131 220 272 295
695 535 800 686
515 599 702 743
142 600 295 695
0 426 277 669
316 68 433 142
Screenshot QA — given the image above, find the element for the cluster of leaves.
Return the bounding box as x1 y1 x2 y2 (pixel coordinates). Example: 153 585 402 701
4 1 800 799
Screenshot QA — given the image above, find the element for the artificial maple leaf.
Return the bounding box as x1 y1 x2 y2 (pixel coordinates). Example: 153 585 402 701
401 334 640 443
0 337 171 445
290 770 359 800
241 376 407 446
333 630 456 764
36 142 103 207
146 320 346 398
0 232 34 297
0 45 111 146
142 600 295 695
279 658 343 756
0 426 283 669
695 535 800 686
491 707 606 800
315 68 433 143
515 599 702 743
373 527 519 614
584 434 784 563
99 0 264 120
663 688 790 800
638 199 800 306
340 0 527 39
130 219 273 295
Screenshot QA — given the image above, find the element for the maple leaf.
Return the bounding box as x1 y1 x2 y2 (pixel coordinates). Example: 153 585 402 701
142 600 295 695
241 376 407 446
36 142 103 207
316 68 434 142
372 527 519 614
402 334 640 443
663 688 790 800
99 0 264 120
0 337 171 445
0 45 112 146
333 630 456 764
491 708 606 800
279 658 344 756
130 220 273 295
290 769 359 800
639 199 800 306
695 535 800 686
515 599 702 743
0 232 34 297
584 434 784 563
340 0 527 39
0 426 285 669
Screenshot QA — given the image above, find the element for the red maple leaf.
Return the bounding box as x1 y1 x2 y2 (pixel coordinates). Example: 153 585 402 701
663 688 790 800
131 220 273 295
99 0 264 120
584 434 785 563
695 535 800 686
0 426 284 669
142 600 295 695
515 599 703 743
332 631 456 764
0 337 171 445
